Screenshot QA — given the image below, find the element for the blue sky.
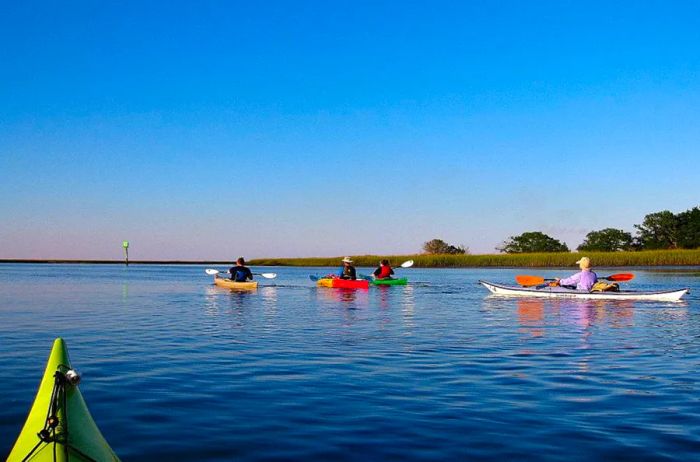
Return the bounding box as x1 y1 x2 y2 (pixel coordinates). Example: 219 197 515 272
1 1 699 259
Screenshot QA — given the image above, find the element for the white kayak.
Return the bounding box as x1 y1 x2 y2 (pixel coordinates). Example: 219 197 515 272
479 280 689 302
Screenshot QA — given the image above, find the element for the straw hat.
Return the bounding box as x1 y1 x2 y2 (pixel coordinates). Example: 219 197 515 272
576 257 591 269
342 257 353 264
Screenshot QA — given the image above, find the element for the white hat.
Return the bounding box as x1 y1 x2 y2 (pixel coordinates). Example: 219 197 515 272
342 257 353 263
576 257 591 269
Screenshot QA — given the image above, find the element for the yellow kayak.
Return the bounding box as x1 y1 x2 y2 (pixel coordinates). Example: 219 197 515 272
214 275 258 290
7 338 120 461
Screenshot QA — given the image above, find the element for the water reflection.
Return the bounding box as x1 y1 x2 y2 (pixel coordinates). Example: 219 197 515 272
377 285 392 309
488 297 641 338
400 285 416 331
226 290 257 309
652 305 689 321
203 285 220 315
315 287 369 308
202 285 259 316
260 286 278 322
260 286 278 308
516 299 544 337
552 299 634 330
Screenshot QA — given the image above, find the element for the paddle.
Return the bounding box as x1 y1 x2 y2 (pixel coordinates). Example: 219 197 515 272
205 269 277 279
310 274 341 281
516 273 634 287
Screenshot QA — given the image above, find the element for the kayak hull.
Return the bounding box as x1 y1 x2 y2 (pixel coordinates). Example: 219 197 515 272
371 277 408 286
317 278 370 289
214 275 258 290
7 338 120 461
479 280 689 302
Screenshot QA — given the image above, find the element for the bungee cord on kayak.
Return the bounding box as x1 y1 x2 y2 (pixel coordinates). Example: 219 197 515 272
19 366 99 462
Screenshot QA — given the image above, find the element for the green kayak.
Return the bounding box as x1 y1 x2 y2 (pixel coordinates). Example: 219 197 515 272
7 338 120 461
371 277 408 286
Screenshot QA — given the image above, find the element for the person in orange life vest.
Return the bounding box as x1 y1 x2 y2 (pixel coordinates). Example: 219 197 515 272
373 259 395 280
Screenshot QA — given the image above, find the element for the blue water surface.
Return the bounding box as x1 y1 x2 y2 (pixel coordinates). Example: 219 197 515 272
1 264 699 461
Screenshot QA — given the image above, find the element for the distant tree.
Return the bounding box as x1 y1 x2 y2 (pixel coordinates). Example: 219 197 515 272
677 207 700 249
634 211 679 249
422 239 468 254
577 228 634 252
497 231 569 253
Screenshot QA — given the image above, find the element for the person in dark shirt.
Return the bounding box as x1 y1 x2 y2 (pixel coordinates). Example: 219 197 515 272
373 259 395 280
337 257 357 280
228 257 253 282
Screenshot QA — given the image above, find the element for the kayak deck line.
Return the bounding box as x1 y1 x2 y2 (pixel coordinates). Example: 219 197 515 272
479 280 689 302
7 338 120 462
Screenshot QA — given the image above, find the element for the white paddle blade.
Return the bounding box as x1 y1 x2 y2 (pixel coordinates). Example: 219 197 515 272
205 269 221 275
400 260 414 268
260 273 277 279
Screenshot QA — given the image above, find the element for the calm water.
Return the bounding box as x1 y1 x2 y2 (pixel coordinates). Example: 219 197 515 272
1 264 699 461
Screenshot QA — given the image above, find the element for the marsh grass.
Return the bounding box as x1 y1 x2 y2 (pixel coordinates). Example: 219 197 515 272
250 249 700 268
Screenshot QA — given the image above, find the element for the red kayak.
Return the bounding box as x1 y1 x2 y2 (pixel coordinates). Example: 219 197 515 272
317 278 370 289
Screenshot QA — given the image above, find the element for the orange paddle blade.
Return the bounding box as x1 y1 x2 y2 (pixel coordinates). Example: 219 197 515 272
515 275 545 286
605 273 634 282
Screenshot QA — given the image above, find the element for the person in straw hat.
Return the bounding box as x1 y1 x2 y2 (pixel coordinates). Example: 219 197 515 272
336 257 357 280
553 257 598 291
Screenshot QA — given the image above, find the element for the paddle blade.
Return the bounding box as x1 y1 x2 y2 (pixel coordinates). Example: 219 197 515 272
309 275 320 281
205 269 221 275
358 274 373 281
400 260 414 268
516 275 545 286
259 272 277 279
605 273 634 282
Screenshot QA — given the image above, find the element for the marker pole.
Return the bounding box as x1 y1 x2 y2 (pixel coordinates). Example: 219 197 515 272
122 241 130 266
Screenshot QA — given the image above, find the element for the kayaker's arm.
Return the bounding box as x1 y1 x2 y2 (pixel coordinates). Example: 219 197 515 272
559 273 581 287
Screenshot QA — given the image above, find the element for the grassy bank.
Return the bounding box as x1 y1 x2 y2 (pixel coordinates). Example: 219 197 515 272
250 249 700 268
3 249 699 267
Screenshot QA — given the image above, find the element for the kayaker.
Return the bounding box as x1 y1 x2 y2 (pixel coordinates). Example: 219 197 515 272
337 257 357 280
228 257 254 282
554 257 598 291
373 259 395 280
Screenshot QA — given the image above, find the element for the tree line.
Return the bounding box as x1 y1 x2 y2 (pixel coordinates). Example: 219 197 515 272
423 206 700 254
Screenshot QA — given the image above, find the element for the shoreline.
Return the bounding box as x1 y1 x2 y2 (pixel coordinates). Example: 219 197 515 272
0 259 234 265
2 249 700 268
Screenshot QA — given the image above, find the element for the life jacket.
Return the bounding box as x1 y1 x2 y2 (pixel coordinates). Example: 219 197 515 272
231 267 249 282
591 282 620 292
377 266 393 279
